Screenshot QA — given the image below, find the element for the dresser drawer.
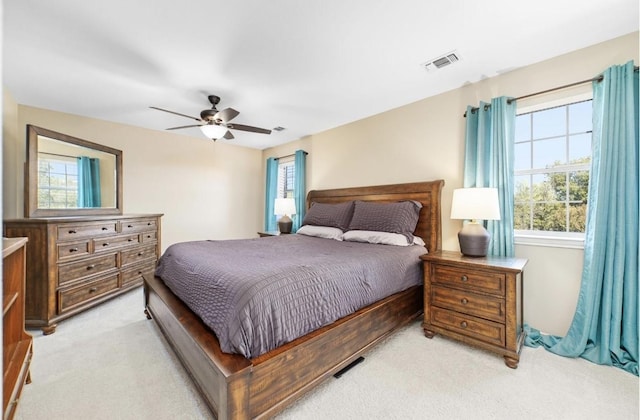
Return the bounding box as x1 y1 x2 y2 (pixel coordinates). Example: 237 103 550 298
120 219 157 234
432 265 506 297
121 244 157 267
58 254 118 286
431 306 505 347
432 285 505 323
57 240 90 261
57 222 118 241
92 234 140 253
141 231 157 243
121 262 156 287
58 273 119 313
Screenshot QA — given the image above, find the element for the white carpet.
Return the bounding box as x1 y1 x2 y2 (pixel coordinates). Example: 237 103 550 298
15 287 639 420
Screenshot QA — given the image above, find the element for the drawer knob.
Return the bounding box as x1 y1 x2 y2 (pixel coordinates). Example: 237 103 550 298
137 252 144 256
147 222 152 225
461 275 468 282
102 227 108 231
146 235 151 238
68 229 77 234
128 238 134 242
460 321 468 328
69 247 78 253
127 224 133 228
87 264 96 270
138 271 143 275
89 287 98 293
102 243 110 247
461 298 468 305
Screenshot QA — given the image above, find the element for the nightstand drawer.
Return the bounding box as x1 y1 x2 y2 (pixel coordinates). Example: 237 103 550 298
431 306 505 347
432 265 505 297
432 285 505 323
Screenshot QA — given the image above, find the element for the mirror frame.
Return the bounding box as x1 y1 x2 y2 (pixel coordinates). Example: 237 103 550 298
26 125 123 218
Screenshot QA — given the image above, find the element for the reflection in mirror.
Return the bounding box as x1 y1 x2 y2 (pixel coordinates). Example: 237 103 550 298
26 125 123 217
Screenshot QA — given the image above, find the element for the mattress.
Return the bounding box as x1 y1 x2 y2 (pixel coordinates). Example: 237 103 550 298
154 234 426 358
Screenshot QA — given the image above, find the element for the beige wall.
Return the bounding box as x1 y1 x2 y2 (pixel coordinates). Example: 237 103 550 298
263 32 639 336
3 105 264 251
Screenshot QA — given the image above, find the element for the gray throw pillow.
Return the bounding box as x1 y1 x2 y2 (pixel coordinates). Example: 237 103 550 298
302 201 355 231
347 200 422 243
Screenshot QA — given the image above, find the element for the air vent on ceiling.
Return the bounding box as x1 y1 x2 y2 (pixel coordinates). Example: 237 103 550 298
422 51 461 72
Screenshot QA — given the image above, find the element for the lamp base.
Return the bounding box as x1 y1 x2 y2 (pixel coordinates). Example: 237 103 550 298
278 215 293 234
458 222 490 257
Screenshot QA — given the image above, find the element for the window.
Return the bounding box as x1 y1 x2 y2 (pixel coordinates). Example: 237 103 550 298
277 157 295 199
514 99 592 246
37 153 79 208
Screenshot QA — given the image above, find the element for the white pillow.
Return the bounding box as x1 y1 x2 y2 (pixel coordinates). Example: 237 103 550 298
343 230 425 247
296 225 344 241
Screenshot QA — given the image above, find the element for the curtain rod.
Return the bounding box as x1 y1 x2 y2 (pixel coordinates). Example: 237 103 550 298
275 150 308 160
464 66 639 117
39 151 77 159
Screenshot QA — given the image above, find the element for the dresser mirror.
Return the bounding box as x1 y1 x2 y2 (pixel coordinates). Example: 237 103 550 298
25 125 123 217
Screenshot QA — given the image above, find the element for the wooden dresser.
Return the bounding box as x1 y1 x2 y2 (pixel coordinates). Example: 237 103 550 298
420 250 527 368
3 214 162 334
3 238 33 419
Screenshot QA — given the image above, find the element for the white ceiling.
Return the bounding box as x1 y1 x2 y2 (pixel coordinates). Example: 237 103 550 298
3 1 638 150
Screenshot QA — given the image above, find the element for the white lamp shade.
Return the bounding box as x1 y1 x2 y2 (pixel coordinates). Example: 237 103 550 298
200 124 227 139
274 198 296 216
450 188 501 221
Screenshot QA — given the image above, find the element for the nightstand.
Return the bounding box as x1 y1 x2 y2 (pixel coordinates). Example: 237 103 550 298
420 250 527 368
257 231 281 237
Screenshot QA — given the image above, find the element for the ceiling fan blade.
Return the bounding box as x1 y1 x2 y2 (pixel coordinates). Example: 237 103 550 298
166 124 203 130
226 123 272 135
223 130 235 140
214 108 240 123
150 106 202 122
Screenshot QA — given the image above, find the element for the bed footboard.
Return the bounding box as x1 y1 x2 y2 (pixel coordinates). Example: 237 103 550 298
144 274 423 419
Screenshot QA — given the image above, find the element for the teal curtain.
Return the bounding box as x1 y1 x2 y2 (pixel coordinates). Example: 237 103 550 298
525 61 639 376
77 156 101 207
264 157 278 231
292 150 307 232
463 96 516 257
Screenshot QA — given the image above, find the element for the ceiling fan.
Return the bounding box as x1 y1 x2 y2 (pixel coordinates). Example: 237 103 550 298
150 95 272 141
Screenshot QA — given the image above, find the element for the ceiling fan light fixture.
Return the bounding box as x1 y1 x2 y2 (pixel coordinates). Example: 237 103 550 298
200 124 227 140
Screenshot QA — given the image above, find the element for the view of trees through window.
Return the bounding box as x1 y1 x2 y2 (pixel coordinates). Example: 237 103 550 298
38 154 78 208
514 100 592 233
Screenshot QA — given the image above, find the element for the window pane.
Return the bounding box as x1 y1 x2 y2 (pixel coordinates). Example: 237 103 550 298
533 202 565 231
532 174 554 202
547 172 567 201
515 114 531 142
568 171 589 202
568 100 592 134
514 175 530 203
569 203 587 232
533 138 566 169
514 143 530 171
569 133 591 163
533 106 566 139
514 203 531 230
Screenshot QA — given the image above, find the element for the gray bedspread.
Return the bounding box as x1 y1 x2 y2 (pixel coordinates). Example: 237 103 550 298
154 234 426 358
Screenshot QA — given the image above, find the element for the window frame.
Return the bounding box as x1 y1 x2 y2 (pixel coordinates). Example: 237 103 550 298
513 93 593 249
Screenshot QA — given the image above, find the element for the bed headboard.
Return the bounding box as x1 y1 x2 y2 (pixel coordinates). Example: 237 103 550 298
306 180 444 253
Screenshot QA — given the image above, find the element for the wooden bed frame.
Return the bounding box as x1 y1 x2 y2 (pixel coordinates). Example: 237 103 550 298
143 180 444 419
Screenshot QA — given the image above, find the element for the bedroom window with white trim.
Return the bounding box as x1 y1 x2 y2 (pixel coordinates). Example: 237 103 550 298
277 156 295 199
37 153 79 208
514 98 592 248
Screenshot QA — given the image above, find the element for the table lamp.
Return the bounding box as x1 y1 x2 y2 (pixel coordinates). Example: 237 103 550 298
450 188 501 257
274 198 297 234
